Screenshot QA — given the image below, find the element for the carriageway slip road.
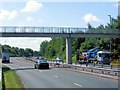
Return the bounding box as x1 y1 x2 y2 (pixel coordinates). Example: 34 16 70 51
3 57 118 88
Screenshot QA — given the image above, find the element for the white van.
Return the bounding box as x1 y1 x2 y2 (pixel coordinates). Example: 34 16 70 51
97 51 111 65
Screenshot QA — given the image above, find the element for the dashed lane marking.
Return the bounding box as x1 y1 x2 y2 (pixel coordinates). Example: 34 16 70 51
74 83 82 87
39 70 43 72
52 75 58 78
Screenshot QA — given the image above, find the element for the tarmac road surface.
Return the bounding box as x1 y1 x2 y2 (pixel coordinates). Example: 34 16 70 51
3 57 118 88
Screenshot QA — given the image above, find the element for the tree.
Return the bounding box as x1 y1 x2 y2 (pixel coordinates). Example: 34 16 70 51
39 16 120 61
76 49 79 61
40 40 49 56
25 48 33 57
1 45 40 57
87 23 93 29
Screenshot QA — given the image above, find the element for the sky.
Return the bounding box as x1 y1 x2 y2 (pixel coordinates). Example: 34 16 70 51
0 0 119 51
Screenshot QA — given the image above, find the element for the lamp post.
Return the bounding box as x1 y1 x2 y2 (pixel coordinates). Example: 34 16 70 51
108 15 112 28
108 15 112 61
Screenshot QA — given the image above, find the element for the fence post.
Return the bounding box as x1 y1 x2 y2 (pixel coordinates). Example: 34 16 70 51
93 61 95 67
110 63 112 69
86 62 88 67
102 64 103 68
79 62 82 66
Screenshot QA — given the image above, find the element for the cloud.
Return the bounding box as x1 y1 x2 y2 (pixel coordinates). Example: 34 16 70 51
83 13 100 23
8 10 17 19
113 2 120 8
0 9 17 20
21 0 43 13
26 16 34 21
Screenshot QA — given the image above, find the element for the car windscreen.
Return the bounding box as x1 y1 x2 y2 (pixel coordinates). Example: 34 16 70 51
57 57 62 59
37 60 47 63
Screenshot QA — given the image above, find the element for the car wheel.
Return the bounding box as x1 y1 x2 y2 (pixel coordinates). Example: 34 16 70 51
37 65 40 69
34 65 37 69
7 60 10 63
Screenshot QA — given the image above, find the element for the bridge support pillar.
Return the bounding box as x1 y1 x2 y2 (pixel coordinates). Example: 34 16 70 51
66 37 72 64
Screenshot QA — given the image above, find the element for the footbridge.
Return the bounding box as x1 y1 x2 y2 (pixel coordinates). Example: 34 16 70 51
0 26 120 64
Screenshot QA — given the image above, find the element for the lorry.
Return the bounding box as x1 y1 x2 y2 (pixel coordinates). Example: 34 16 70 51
81 47 99 62
97 51 111 65
2 52 10 63
81 48 111 64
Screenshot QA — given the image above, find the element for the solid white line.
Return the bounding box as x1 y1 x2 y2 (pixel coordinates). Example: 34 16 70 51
52 75 58 78
74 83 82 87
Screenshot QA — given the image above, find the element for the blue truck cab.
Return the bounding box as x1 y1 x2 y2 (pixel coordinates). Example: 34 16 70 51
2 52 10 63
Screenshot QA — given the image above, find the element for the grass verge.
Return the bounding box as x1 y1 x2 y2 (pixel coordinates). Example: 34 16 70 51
2 66 24 89
0 81 2 90
111 59 120 66
111 63 120 66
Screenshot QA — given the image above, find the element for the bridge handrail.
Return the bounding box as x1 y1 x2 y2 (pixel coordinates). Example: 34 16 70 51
0 26 119 34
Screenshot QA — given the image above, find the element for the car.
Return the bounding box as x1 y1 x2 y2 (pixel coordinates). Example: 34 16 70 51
34 60 49 69
56 57 63 62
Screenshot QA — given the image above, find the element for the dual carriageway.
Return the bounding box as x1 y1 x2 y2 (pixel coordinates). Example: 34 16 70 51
0 26 120 88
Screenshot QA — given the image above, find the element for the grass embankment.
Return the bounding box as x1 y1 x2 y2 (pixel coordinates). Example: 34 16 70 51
111 59 120 66
2 66 24 89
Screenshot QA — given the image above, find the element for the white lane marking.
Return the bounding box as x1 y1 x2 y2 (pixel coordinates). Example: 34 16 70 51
39 70 43 72
55 68 58 69
52 75 58 78
74 83 82 87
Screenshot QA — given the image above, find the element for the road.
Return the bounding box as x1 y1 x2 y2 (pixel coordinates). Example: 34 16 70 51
3 57 118 88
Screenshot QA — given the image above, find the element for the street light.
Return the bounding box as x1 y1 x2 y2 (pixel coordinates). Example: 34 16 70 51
108 15 112 61
108 15 112 28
